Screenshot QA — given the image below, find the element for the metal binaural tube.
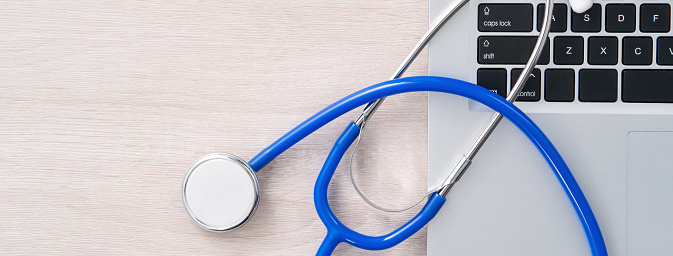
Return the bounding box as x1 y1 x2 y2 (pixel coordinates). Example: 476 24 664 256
439 0 555 197
354 0 470 127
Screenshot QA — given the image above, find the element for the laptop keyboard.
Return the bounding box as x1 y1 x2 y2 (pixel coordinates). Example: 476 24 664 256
476 2 673 104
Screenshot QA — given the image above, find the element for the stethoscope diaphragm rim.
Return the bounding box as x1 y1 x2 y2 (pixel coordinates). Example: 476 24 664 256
182 153 260 232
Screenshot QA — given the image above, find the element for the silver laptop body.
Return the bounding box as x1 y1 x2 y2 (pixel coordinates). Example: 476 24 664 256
428 0 673 255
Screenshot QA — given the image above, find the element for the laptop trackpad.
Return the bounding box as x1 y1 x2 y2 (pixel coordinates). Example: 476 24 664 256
627 132 673 255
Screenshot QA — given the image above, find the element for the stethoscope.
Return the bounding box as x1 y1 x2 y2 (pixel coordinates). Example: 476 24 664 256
181 0 608 255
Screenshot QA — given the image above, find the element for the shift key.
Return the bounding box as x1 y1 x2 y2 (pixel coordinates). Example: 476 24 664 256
479 4 533 32
478 36 550 64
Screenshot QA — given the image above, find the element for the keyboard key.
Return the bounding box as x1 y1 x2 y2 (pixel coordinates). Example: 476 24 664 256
640 4 671 33
606 4 636 32
623 37 653 65
479 4 533 32
511 69 541 102
545 69 575 102
477 69 507 98
572 4 601 32
478 36 550 65
657 37 673 65
554 36 584 65
537 4 567 32
579 69 617 102
623 70 673 103
588 37 618 65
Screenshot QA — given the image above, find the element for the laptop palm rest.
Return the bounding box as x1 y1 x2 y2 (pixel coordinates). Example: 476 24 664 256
626 132 673 255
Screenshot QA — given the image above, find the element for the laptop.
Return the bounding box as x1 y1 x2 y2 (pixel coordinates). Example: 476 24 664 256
427 0 673 255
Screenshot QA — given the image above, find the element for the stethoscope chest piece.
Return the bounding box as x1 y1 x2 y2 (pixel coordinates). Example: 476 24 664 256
182 153 260 232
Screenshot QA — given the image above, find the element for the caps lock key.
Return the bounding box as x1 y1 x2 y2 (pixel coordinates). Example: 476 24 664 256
479 4 533 32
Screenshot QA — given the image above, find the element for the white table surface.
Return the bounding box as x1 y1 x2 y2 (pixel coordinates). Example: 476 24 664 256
1 1 431 254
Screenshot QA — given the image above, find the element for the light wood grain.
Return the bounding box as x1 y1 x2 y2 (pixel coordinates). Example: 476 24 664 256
0 1 430 254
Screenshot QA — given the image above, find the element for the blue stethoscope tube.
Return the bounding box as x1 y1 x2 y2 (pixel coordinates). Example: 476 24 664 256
314 122 446 254
248 76 607 255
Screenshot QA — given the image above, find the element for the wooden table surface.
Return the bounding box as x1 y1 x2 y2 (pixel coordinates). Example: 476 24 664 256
1 1 432 255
